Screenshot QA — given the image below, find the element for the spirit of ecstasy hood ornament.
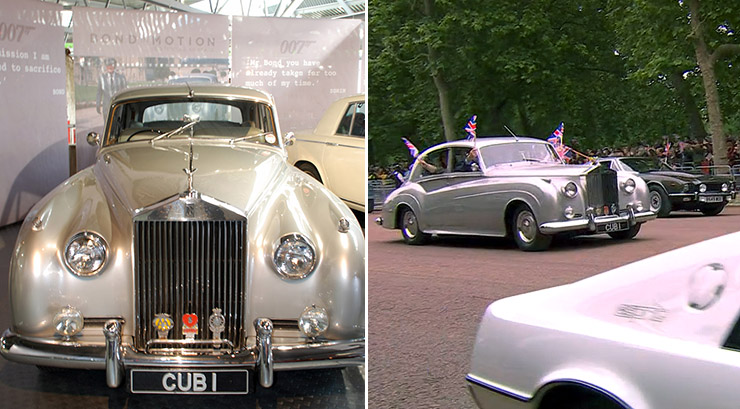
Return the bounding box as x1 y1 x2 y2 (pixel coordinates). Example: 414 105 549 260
182 114 199 199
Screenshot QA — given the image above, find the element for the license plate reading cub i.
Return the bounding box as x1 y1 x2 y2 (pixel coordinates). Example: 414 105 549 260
600 221 627 233
130 369 248 394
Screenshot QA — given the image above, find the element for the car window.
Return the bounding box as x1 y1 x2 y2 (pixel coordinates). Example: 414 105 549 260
479 142 560 169
336 103 355 135
417 149 450 177
451 147 480 173
350 102 365 137
106 98 278 146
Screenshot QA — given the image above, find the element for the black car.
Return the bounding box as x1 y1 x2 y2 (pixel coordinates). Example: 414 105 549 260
598 157 736 217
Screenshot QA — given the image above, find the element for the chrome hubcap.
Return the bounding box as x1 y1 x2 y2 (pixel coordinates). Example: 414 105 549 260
516 211 537 243
650 191 661 211
402 211 418 239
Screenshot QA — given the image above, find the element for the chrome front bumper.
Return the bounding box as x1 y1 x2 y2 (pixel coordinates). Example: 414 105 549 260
539 205 656 235
0 318 365 390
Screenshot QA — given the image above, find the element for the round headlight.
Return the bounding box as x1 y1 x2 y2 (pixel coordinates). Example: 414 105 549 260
273 234 317 279
699 183 707 193
64 231 108 277
53 306 84 338
722 183 729 192
298 305 329 338
562 182 578 198
622 178 636 194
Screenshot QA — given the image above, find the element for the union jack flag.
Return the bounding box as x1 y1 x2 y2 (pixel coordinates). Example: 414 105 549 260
464 115 477 141
401 137 419 158
547 122 564 146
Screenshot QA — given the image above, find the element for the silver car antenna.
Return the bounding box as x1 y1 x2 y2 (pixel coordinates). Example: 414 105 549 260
504 125 519 141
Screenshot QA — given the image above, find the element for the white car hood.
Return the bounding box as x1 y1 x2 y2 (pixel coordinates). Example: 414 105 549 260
490 231 740 347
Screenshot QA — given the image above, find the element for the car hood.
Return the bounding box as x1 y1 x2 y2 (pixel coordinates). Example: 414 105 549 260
95 139 285 215
488 231 740 347
643 170 728 183
482 163 596 178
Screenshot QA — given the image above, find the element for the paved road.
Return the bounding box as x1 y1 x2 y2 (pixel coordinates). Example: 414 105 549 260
368 207 740 408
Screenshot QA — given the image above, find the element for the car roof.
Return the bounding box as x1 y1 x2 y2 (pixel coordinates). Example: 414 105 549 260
112 84 273 105
422 136 547 151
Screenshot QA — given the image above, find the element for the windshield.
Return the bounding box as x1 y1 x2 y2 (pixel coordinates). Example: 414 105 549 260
104 98 277 146
620 157 672 172
479 142 561 169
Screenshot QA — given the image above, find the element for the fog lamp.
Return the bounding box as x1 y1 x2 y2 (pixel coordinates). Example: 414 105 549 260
634 201 644 212
699 183 707 193
298 305 329 338
53 306 84 338
722 183 729 192
564 206 575 219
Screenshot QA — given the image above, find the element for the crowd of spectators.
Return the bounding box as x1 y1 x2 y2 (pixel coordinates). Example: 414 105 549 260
369 138 740 181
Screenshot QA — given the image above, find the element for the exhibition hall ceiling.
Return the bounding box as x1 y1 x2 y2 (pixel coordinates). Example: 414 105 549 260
40 0 365 19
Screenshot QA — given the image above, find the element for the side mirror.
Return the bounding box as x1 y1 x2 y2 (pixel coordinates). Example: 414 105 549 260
283 131 295 147
87 132 100 146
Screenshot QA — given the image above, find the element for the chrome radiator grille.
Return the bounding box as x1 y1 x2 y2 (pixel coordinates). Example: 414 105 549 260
586 164 619 212
134 219 246 351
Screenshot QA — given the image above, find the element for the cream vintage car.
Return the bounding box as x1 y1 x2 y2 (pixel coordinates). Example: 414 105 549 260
375 137 656 251
286 94 365 212
0 85 365 394
468 231 740 409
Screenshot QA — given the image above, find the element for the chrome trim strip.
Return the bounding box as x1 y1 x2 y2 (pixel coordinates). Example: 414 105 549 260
1 329 364 374
539 210 657 234
465 374 530 402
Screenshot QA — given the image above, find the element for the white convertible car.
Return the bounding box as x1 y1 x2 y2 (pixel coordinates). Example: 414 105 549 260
467 231 740 409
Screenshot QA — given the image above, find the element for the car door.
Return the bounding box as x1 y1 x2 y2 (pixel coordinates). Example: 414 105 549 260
412 148 453 231
322 100 365 210
443 147 487 233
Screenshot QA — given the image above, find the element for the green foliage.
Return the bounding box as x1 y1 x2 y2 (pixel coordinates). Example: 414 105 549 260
369 0 740 165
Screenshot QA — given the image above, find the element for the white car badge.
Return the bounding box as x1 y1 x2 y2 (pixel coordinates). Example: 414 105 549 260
153 313 174 339
209 308 226 340
182 313 198 340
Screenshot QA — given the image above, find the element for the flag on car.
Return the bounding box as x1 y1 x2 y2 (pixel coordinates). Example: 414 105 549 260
547 122 564 146
464 115 477 141
401 137 419 158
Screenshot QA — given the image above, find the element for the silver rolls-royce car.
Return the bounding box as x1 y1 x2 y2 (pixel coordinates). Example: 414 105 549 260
375 137 656 251
467 231 740 409
0 85 365 394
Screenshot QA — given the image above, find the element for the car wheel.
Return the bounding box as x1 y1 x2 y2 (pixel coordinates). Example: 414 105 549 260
700 202 726 216
511 205 552 251
608 222 641 240
297 162 322 183
648 186 671 217
400 207 429 245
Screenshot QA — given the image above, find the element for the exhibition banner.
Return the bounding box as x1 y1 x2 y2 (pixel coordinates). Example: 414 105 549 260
72 8 230 168
0 1 66 226
232 17 364 132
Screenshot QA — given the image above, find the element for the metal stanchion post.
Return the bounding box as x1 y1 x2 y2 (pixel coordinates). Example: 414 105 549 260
68 120 77 176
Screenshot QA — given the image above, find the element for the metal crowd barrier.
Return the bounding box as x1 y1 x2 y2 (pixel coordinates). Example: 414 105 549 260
368 179 398 212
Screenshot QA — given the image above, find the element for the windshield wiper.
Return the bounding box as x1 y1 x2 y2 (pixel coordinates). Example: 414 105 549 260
230 132 271 146
521 157 543 162
150 114 200 145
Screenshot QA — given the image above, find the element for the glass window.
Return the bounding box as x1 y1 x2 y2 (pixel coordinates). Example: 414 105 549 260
336 103 355 135
350 102 365 137
416 149 450 177
451 147 481 173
